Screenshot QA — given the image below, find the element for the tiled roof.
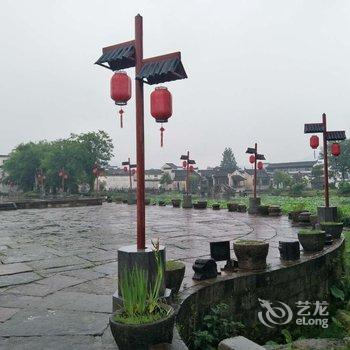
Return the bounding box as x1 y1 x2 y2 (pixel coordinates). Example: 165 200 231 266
304 123 324 133
145 169 163 175
326 131 346 141
266 161 317 170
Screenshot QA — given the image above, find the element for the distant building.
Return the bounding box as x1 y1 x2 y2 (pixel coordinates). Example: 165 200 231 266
266 161 317 176
145 169 162 189
100 167 133 190
241 169 271 192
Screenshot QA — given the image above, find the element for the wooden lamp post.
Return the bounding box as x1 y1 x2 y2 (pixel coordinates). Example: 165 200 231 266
122 158 137 204
95 14 187 250
95 14 187 309
304 113 346 221
180 151 196 208
246 143 266 214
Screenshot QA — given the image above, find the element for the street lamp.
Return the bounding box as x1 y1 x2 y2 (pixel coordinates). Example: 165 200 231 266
95 14 187 307
122 158 137 204
92 164 104 193
95 14 187 250
304 113 346 221
180 151 196 208
246 143 266 214
36 170 46 196
58 168 68 194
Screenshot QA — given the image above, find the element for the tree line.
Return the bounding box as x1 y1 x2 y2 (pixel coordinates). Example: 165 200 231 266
3 131 114 193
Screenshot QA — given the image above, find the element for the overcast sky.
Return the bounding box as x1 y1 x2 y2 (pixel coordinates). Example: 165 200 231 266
0 0 349 169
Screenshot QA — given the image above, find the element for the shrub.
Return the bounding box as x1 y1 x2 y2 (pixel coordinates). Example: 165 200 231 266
192 303 245 350
338 182 350 196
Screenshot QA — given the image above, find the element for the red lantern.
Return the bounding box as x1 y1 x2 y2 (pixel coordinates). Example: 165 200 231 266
331 142 341 157
132 169 136 175
64 174 68 180
110 71 132 106
189 165 194 173
151 86 172 147
182 161 187 168
249 155 255 164
93 167 98 175
310 135 319 149
59 171 63 177
123 166 128 172
257 161 263 170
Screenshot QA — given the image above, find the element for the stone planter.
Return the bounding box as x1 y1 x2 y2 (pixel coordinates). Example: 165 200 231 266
320 222 343 239
237 204 247 213
269 206 282 216
165 260 185 294
248 197 261 214
258 205 269 216
298 230 325 252
298 211 311 224
171 199 181 208
182 194 193 209
109 303 175 350
193 201 207 209
288 210 303 222
233 240 269 270
212 203 220 210
227 203 239 212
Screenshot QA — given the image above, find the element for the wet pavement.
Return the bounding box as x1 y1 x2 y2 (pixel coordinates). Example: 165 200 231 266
0 203 301 349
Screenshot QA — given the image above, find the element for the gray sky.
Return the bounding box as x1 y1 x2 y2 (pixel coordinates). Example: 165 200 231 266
0 0 349 169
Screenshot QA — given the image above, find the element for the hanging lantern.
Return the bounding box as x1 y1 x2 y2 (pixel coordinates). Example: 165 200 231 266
310 135 319 149
123 166 128 172
64 174 68 180
119 108 124 128
189 165 194 173
249 155 255 164
257 161 263 170
132 169 136 175
93 167 98 175
59 171 63 177
110 71 132 106
151 86 172 147
182 161 187 168
111 71 131 128
331 142 341 157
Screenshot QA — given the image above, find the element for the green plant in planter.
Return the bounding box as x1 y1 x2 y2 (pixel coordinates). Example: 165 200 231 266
115 240 168 325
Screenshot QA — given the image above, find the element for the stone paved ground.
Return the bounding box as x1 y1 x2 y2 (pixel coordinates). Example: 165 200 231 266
0 203 301 349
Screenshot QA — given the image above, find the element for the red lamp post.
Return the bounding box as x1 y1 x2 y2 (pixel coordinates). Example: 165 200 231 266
245 143 266 199
122 158 137 192
95 14 187 250
180 151 196 195
304 113 346 208
58 168 68 193
92 164 104 193
36 170 46 194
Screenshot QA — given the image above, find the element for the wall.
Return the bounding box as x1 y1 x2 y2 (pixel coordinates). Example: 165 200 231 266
176 239 344 347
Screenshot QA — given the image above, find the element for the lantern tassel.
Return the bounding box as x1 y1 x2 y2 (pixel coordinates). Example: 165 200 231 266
119 108 124 129
160 126 165 148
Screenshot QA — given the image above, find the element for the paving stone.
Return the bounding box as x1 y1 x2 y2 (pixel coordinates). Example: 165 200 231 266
66 277 117 295
36 274 86 288
42 291 111 313
79 250 118 263
27 256 90 270
0 294 42 308
0 272 42 288
61 268 106 281
0 308 108 336
0 335 105 350
92 262 118 276
0 307 19 322
0 263 33 276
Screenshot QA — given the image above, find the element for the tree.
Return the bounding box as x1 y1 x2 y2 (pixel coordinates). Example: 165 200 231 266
160 172 172 187
3 131 114 193
220 147 238 172
273 171 292 189
327 140 350 180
